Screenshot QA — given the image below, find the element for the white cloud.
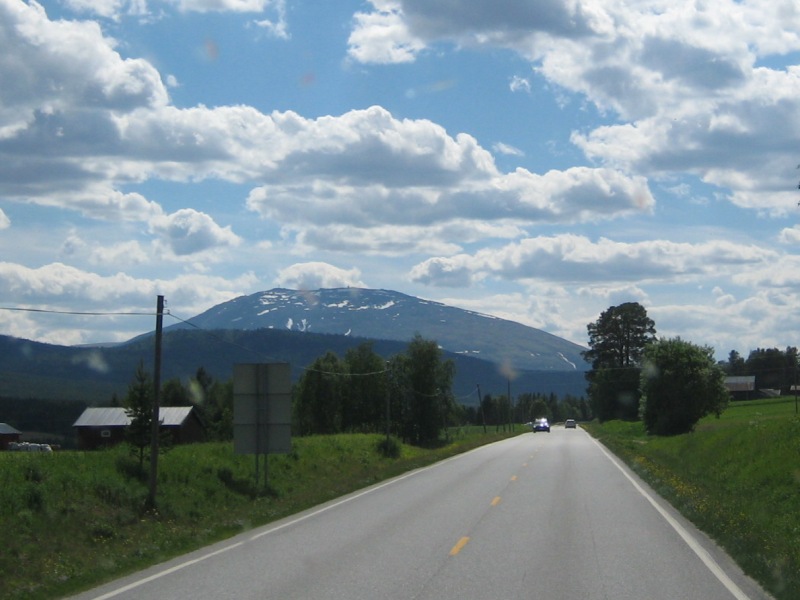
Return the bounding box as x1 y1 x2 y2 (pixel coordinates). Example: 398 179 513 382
0 260 259 343
493 142 524 157
246 150 654 255
171 0 275 12
779 226 800 245
348 1 426 64
411 234 778 287
409 256 477 288
293 224 462 257
0 0 168 118
509 76 531 94
0 1 657 258
252 0 288 39
347 1 800 218
63 0 128 20
275 262 366 290
149 208 241 256
89 241 150 267
0 208 9 229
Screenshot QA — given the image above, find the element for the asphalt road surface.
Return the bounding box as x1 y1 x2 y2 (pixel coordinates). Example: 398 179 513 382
69 427 773 600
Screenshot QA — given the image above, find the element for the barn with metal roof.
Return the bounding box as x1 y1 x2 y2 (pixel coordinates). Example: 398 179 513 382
724 375 756 400
0 422 22 450
73 406 205 450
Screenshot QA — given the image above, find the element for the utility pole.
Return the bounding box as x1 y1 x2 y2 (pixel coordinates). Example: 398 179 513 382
385 362 391 445
507 379 512 432
147 295 164 509
477 384 486 433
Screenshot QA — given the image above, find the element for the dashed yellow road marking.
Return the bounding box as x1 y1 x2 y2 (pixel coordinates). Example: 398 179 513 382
450 536 470 556
491 496 502 506
510 475 517 481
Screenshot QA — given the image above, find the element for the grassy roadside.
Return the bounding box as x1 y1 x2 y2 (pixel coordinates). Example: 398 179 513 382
583 398 800 600
1 427 519 600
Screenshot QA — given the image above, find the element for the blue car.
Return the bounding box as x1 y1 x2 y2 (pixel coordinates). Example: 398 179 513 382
532 418 550 433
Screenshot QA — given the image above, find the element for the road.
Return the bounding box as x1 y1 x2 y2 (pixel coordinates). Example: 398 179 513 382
69 427 772 600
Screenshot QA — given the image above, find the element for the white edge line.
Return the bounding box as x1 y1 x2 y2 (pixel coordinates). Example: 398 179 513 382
89 542 245 600
86 444 485 599
591 437 752 600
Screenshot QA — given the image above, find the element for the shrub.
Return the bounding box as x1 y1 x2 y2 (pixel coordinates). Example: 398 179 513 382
640 337 729 435
376 436 401 458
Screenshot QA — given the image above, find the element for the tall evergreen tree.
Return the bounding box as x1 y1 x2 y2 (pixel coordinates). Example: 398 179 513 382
725 350 746 375
583 302 656 421
400 335 455 445
124 361 154 470
293 352 347 435
343 342 387 432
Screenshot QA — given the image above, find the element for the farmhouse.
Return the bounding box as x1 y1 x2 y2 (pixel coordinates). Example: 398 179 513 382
724 375 756 400
73 406 205 450
0 422 22 450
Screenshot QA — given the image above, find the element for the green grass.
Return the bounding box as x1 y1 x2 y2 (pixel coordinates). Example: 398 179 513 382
584 398 800 600
0 426 518 600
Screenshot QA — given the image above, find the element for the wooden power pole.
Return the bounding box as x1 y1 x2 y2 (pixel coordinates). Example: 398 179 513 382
147 295 164 509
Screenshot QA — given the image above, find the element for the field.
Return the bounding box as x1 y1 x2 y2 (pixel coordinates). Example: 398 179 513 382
0 427 518 600
583 397 800 600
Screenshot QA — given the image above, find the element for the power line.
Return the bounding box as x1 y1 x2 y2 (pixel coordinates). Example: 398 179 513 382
0 306 156 316
1 303 492 397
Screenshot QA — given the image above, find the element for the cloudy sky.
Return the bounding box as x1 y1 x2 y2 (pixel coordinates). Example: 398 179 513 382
1 0 799 359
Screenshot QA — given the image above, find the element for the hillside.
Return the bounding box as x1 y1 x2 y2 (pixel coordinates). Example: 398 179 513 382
0 328 587 406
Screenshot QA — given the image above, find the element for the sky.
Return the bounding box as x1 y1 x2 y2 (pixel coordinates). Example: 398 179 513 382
1 0 800 360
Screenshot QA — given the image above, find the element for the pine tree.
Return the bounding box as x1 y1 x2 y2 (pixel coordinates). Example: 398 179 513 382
124 361 154 471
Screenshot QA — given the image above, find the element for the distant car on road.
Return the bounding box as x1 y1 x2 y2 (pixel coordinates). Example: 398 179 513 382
532 418 550 433
565 419 577 429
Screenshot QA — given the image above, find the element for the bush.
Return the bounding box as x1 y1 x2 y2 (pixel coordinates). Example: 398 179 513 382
376 436 401 458
640 338 729 435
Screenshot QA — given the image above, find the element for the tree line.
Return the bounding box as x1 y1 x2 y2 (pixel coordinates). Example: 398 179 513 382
293 335 455 446
116 331 593 457
464 392 592 431
117 335 458 452
723 347 799 393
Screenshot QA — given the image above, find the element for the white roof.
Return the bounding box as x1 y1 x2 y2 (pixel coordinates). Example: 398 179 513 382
0 422 22 435
723 376 755 391
73 406 194 427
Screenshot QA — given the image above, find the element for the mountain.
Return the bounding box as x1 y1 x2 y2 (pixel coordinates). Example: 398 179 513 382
0 288 589 407
164 288 587 373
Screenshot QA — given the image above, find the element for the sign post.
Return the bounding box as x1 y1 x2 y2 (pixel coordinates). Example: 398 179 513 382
233 363 292 489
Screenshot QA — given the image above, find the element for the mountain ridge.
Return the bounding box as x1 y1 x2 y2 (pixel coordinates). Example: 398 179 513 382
1 288 589 405
165 287 587 373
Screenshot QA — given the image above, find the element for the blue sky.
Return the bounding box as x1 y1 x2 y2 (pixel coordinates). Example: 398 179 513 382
1 0 799 360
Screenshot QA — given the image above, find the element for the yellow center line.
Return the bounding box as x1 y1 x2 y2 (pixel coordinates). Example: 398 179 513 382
491 496 502 506
510 475 517 481
450 536 470 556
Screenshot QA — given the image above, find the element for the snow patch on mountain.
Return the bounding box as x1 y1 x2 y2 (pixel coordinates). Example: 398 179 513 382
558 353 577 370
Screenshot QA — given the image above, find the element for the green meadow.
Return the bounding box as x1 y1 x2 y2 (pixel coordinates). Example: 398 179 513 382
584 397 800 600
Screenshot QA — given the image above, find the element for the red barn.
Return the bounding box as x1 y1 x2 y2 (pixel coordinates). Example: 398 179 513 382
73 407 205 450
0 422 22 450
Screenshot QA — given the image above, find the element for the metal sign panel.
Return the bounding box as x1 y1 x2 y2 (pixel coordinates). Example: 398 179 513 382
233 363 292 455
